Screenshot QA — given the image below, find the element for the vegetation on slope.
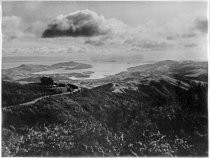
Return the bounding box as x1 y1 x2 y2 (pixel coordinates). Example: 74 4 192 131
2 61 208 156
2 79 208 156
2 81 61 108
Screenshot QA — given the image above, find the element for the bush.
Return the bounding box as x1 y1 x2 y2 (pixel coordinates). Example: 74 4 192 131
40 77 54 86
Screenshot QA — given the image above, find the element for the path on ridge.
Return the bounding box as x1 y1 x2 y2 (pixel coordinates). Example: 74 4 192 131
3 88 80 111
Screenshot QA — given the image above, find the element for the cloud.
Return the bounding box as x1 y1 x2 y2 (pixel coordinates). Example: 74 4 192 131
2 16 23 40
85 39 105 46
23 2 43 11
2 16 47 41
3 45 87 55
65 46 86 53
166 33 197 40
25 21 47 37
124 38 170 51
90 53 144 63
163 17 208 41
183 43 197 48
2 16 22 29
194 17 208 33
124 17 208 51
135 41 170 51
42 9 127 38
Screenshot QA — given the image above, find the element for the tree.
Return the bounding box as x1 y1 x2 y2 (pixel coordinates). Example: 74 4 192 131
40 77 54 86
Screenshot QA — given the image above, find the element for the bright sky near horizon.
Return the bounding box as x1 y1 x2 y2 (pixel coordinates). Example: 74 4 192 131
2 1 208 61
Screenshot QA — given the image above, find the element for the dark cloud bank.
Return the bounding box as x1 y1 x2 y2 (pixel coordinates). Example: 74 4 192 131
194 18 208 33
42 10 107 38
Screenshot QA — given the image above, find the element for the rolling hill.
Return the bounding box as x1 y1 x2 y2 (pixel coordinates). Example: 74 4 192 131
2 60 208 156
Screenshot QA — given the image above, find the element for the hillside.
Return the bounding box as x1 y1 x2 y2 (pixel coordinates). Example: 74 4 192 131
74 60 207 90
2 81 62 108
2 60 208 156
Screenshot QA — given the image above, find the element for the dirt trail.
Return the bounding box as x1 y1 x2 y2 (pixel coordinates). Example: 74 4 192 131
3 88 80 110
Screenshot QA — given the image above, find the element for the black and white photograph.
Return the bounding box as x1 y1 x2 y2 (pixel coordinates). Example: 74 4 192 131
1 1 208 157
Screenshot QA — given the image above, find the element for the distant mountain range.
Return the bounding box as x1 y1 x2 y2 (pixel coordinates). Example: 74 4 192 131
2 61 92 81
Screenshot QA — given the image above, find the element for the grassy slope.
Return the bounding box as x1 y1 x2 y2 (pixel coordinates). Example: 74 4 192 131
2 81 61 107
2 80 208 156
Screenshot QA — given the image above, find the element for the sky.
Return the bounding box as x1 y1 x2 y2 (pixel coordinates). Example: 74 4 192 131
2 1 208 62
